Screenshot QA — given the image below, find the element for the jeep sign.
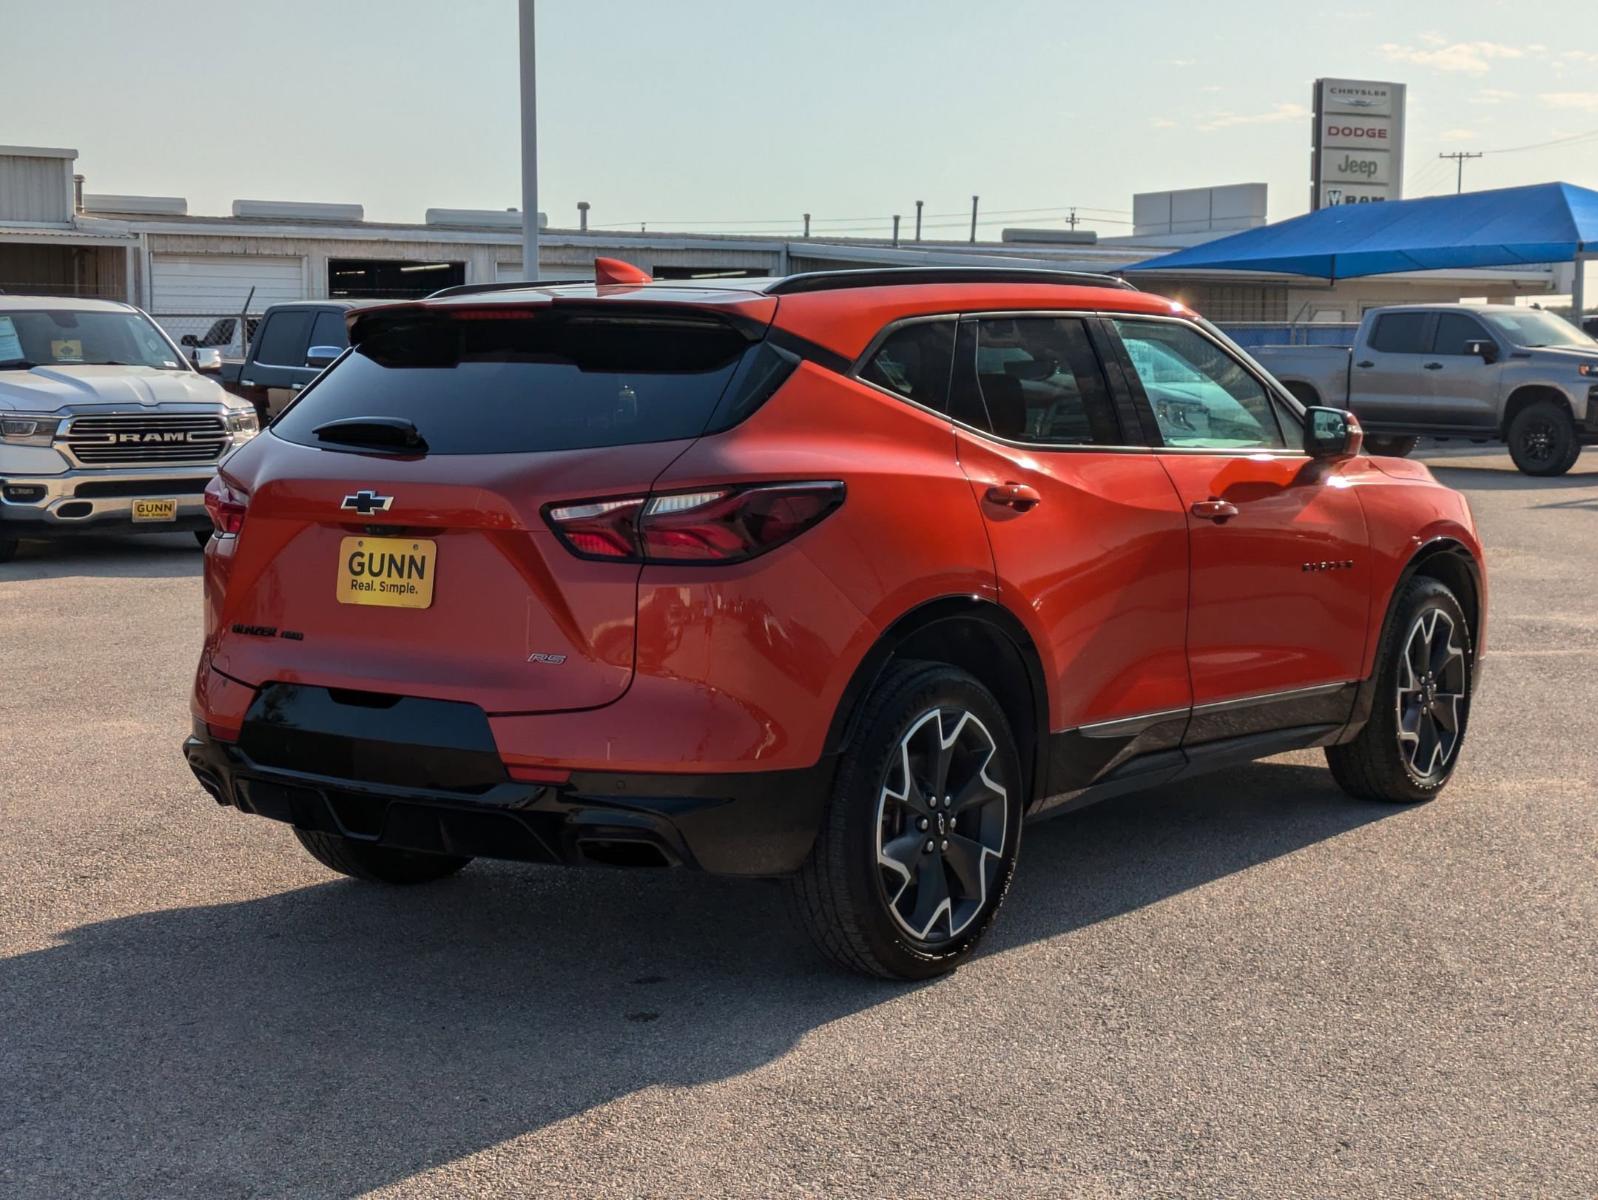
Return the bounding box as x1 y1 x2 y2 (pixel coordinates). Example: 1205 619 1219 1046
1312 77 1406 210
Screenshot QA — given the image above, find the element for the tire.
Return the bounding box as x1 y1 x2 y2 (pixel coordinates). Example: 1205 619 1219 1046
1326 577 1473 803
1365 434 1418 458
0 537 17 564
293 829 472 884
193 530 212 549
788 662 1024 980
1506 400 1578 476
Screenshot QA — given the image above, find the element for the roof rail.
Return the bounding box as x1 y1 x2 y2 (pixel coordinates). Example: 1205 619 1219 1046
425 279 587 299
763 266 1137 296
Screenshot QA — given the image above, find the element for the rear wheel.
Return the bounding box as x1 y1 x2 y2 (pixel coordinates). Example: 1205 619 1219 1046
293 829 472 884
1326 577 1472 803
788 662 1023 979
1365 434 1418 457
1507 400 1577 476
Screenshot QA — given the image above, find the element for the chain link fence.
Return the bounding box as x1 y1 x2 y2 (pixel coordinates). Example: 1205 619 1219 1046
149 314 263 360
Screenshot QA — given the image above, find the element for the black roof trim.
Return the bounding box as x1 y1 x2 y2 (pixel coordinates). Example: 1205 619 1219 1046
425 279 589 299
763 267 1137 296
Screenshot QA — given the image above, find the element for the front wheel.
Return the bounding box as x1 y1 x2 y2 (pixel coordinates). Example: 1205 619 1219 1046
1326 577 1473 803
293 829 472 884
788 662 1023 979
1507 400 1577 476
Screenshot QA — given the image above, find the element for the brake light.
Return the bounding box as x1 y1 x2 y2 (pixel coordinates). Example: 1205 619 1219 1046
544 483 844 564
203 476 249 536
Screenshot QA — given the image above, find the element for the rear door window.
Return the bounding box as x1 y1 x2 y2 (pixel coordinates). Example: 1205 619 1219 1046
950 317 1122 445
1369 312 1432 354
273 309 759 454
858 320 956 410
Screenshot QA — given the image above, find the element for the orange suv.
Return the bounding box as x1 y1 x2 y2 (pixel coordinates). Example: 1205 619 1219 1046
185 265 1486 978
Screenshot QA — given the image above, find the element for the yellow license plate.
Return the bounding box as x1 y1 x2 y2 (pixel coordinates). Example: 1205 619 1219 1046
131 498 178 522
337 536 437 609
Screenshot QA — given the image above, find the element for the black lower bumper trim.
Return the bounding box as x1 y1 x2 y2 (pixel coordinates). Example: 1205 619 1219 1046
183 725 834 878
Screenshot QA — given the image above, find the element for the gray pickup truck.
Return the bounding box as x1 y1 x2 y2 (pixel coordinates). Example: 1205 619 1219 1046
1254 304 1598 475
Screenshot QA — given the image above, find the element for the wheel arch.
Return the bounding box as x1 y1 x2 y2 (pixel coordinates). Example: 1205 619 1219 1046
1501 384 1573 437
1340 537 1484 743
1281 379 1322 407
824 596 1049 805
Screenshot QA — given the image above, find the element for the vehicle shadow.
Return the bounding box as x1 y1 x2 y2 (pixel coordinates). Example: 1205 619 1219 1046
0 534 204 582
1 761 1395 1198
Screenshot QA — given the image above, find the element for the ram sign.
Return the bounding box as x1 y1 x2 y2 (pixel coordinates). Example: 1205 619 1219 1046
1311 78 1406 210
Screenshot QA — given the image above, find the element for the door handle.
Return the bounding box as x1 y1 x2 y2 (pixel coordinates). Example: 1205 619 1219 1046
1423 362 1443 371
984 482 1042 512
1190 498 1239 522
1355 360 1374 369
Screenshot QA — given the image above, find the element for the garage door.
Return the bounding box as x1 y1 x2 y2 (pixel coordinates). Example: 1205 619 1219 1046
151 254 305 314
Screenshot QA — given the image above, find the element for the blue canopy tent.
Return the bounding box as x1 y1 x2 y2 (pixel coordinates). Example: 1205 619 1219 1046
1126 182 1598 315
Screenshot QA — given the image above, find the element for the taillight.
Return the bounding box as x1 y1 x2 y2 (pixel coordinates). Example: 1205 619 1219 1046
203 476 249 536
544 482 844 564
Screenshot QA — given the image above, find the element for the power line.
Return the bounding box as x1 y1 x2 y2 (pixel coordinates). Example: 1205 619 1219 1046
1481 124 1598 155
1438 151 1483 193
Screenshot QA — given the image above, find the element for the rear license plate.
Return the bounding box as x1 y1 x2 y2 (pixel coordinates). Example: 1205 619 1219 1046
131 498 178 522
337 536 437 609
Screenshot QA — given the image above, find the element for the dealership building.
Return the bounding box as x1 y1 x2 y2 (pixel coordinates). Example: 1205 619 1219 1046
0 140 1574 347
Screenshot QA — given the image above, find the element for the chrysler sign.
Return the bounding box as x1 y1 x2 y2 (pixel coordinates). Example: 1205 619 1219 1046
1312 77 1406 209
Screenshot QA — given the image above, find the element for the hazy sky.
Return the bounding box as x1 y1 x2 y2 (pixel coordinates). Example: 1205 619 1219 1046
8 0 1597 235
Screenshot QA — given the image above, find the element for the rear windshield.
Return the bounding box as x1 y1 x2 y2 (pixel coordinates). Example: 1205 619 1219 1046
272 309 759 454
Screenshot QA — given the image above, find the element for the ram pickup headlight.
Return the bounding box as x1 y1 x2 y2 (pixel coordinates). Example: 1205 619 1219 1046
225 408 260 439
0 413 62 445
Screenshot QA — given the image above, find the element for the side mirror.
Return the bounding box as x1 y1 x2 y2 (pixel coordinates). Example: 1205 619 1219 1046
1304 406 1364 460
305 345 343 369
179 334 198 348
194 347 223 374
1465 339 1499 364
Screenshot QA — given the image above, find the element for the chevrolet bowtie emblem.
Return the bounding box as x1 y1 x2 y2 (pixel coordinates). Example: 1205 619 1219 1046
341 490 394 515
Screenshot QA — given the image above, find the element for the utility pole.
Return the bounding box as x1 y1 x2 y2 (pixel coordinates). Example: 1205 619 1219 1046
577 201 589 232
914 200 923 242
970 195 979 243
892 215 901 247
1066 207 1079 230
517 0 538 281
1438 151 1482 194
802 213 811 238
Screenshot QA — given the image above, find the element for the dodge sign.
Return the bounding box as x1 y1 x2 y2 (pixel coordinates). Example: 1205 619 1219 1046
1312 77 1406 209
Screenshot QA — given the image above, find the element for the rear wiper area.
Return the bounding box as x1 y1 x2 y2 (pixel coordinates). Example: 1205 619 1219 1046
312 416 429 453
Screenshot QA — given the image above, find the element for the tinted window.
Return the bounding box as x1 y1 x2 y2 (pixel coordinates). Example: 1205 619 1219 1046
954 317 1120 445
309 310 349 352
859 320 955 409
1432 313 1491 356
1112 319 1284 449
254 311 313 365
0 309 184 371
1369 312 1431 354
274 310 755 455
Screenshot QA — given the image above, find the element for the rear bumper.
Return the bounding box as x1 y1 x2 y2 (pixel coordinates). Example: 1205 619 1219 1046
183 721 834 878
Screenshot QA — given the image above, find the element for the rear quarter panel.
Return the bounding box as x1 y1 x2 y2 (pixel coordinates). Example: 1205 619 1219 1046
1251 345 1354 404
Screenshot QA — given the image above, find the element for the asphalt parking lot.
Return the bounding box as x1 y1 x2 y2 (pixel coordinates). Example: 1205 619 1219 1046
2 448 1595 1199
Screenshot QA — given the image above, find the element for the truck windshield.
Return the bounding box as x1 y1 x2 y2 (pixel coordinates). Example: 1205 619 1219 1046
1481 310 1596 349
0 309 186 371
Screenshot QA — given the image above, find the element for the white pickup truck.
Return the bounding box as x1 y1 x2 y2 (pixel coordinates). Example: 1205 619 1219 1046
1254 304 1598 475
0 297 260 562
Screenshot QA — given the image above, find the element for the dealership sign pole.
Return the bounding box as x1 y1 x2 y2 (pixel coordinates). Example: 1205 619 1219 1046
1311 78 1407 210
519 0 539 282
